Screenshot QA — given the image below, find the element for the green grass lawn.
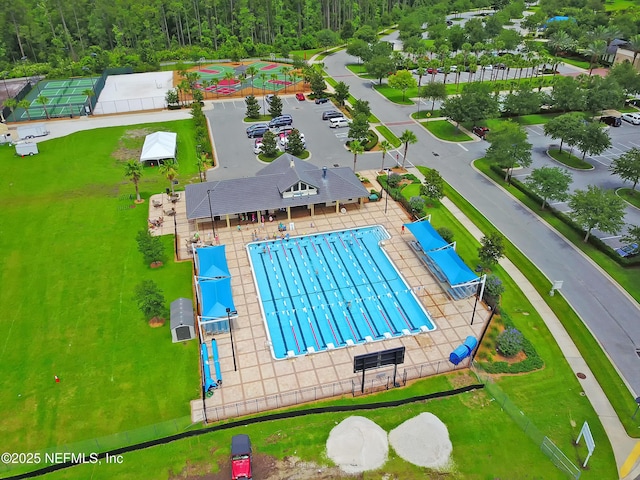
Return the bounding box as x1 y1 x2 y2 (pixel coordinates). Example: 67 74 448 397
244 115 271 122
375 125 401 147
0 121 198 454
617 188 640 208
560 57 591 69
548 148 593 169
473 158 640 435
346 63 370 76
421 120 472 141
373 84 414 105
412 109 441 119
32 372 609 479
605 0 640 11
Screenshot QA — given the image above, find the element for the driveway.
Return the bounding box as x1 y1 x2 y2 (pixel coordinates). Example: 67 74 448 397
322 46 640 395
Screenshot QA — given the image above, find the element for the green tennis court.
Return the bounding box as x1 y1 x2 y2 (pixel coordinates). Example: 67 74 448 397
25 105 86 118
40 87 94 97
44 79 96 89
31 95 88 107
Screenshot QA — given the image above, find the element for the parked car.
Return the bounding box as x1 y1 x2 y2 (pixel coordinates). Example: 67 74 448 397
450 65 458 72
265 94 274 104
280 132 305 147
426 67 437 74
315 97 329 104
268 115 293 129
247 126 269 138
246 123 268 135
494 63 506 69
600 115 622 127
615 243 639 258
446 20 453 25
274 126 294 136
482 64 493 71
322 110 344 120
329 117 351 128
253 138 264 154
231 434 252 480
472 126 490 138
622 113 640 125
295 92 305 101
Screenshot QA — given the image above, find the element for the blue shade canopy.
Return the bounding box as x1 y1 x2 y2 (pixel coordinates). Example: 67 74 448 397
405 221 448 251
426 248 478 286
195 246 230 279
199 277 236 319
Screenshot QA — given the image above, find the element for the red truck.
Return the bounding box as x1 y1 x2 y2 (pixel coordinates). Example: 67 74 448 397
231 434 252 480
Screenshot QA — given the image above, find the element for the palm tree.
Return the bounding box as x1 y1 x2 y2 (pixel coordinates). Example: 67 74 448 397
124 160 143 202
399 130 418 169
350 140 364 173
290 71 300 90
379 140 391 172
281 66 291 94
223 71 235 95
36 95 50 119
548 31 575 57
17 99 31 120
159 162 178 195
245 66 259 95
82 88 95 114
4 98 18 120
628 34 640 69
585 40 607 75
270 73 278 94
211 78 220 98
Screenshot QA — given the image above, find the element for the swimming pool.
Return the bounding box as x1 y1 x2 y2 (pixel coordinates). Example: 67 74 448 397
247 226 436 359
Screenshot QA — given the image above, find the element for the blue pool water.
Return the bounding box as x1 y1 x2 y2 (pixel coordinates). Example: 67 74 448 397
247 226 436 359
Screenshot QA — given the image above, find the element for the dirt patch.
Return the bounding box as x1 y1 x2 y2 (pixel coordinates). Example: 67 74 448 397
448 371 477 389
112 128 155 161
148 317 165 328
172 454 345 480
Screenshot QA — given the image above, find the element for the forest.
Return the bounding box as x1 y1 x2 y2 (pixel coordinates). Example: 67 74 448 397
1 0 640 79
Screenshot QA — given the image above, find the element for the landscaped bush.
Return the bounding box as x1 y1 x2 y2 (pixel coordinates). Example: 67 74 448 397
388 173 401 188
436 227 454 244
363 130 378 151
497 327 524 357
484 274 505 302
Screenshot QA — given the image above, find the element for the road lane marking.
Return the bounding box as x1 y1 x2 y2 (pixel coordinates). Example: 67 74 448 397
458 143 468 151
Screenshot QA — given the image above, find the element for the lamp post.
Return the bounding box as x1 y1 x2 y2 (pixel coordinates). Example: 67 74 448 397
226 308 237 372
196 144 203 183
206 189 216 238
384 168 390 215
1 71 9 97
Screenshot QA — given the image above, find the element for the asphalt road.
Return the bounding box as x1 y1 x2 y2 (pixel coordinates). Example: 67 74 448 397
323 46 640 395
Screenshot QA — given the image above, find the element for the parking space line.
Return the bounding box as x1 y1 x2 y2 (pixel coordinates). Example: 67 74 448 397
458 143 468 151
589 157 609 166
601 235 622 240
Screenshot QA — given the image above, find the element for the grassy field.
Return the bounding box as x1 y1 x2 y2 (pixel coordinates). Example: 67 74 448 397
604 0 640 12
421 120 472 141
0 121 198 454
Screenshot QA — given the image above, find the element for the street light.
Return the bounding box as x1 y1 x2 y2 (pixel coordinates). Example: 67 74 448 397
196 144 203 183
226 307 238 372
1 71 9 97
384 169 390 215
206 189 216 238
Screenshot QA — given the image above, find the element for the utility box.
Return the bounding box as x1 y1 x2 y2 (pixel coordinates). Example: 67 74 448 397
17 123 49 140
15 142 39 156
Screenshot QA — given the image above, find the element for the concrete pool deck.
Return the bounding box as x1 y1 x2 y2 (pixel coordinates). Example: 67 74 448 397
178 169 491 423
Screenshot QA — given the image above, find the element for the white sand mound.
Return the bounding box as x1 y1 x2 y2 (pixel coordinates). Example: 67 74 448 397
326 416 388 474
388 412 452 469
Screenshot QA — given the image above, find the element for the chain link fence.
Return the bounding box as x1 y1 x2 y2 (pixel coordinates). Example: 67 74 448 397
472 362 581 479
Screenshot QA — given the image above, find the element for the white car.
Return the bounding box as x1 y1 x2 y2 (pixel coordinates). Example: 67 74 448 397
622 113 640 125
279 132 305 147
253 138 264 154
329 118 352 128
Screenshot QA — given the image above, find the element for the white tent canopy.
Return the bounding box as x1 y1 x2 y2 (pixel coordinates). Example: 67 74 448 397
140 131 177 164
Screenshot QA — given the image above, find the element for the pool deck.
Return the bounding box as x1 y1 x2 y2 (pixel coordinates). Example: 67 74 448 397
148 170 491 422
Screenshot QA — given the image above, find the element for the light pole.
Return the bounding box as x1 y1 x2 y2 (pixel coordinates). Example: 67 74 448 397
206 189 216 238
196 144 203 183
226 307 237 372
1 71 9 97
384 169 390 215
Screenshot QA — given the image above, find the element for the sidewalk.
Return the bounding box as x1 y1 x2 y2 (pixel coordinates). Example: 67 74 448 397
406 166 639 479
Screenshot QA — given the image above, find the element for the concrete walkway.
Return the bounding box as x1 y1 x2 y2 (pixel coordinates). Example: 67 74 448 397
404 165 639 479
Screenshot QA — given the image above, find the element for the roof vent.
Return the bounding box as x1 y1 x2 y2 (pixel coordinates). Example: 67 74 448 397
290 158 295 168
322 166 327 178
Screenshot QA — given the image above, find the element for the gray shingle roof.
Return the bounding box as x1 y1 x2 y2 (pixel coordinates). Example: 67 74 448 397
185 154 369 220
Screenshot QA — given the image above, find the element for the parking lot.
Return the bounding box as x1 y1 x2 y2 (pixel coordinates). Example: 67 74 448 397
513 120 640 250
205 95 383 181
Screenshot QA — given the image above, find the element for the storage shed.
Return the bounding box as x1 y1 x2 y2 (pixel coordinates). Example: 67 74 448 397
170 298 195 342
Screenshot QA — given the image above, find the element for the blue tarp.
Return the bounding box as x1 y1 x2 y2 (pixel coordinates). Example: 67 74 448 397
405 221 448 251
426 247 478 286
199 277 236 319
195 246 230 279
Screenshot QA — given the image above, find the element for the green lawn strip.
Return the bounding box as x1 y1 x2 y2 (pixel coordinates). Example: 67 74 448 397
620 106 640 113
372 84 414 105
0 122 199 454
35 375 584 480
244 115 271 122
616 188 640 208
258 151 284 162
560 58 591 69
289 48 325 58
548 148 593 169
375 125 401 147
473 158 640 436
605 0 639 10
412 109 441 119
422 120 472 141
345 63 369 76
444 76 553 95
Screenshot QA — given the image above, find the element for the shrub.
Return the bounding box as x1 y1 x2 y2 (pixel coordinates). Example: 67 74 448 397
388 173 401 188
363 130 378 151
409 196 426 215
484 274 505 301
436 227 454 244
496 327 524 357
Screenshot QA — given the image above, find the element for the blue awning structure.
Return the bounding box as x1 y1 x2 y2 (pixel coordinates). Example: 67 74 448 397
198 277 236 319
195 245 230 279
426 248 479 286
404 221 448 251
